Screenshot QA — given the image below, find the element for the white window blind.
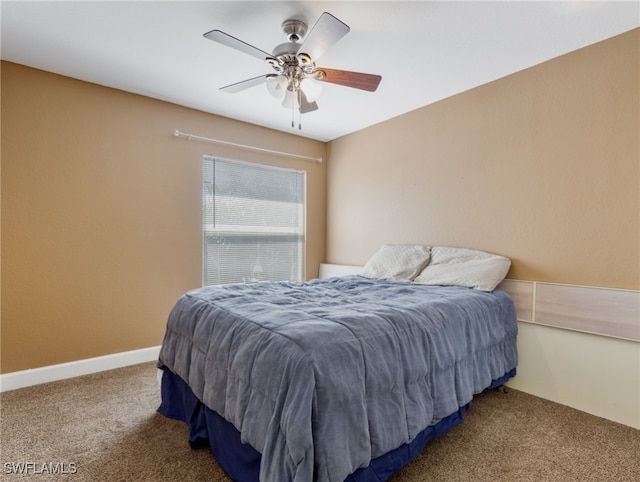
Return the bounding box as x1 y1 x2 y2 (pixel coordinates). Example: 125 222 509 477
202 156 305 286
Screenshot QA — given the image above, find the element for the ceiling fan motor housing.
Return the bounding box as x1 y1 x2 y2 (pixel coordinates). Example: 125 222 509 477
281 18 307 42
268 19 315 83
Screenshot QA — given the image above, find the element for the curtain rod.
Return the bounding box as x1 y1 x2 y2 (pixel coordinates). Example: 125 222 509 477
173 130 323 164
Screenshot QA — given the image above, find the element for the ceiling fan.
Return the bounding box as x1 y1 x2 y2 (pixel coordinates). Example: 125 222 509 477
204 12 382 129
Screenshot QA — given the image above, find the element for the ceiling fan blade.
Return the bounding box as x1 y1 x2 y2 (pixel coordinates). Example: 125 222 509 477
313 68 382 92
297 12 350 63
220 75 269 93
298 90 319 114
203 29 271 62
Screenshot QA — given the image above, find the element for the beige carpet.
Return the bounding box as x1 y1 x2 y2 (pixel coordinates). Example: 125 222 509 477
1 362 638 481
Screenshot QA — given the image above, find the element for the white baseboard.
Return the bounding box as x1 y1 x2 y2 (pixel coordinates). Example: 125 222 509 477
0 346 161 392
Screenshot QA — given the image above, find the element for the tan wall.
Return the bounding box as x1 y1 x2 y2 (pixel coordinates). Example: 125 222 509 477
1 62 326 373
326 29 639 290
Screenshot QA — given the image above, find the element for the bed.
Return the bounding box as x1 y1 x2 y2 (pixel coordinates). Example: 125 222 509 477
157 246 518 482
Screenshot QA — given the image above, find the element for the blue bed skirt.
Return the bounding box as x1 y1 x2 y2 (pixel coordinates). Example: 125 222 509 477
158 368 515 482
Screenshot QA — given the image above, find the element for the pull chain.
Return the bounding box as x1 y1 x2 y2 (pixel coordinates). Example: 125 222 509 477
290 90 302 130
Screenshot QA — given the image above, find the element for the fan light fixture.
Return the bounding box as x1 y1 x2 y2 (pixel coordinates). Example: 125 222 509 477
266 75 287 99
204 12 382 130
282 87 300 109
261 18 323 122
299 78 322 102
267 74 323 107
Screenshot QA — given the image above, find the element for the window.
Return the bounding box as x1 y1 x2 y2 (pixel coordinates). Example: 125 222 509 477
202 156 306 286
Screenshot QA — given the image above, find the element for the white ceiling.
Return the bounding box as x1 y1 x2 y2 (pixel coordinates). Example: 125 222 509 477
2 1 638 142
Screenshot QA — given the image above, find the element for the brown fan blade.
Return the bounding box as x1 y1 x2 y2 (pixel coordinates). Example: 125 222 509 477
204 30 271 62
220 75 269 93
313 68 382 92
297 12 349 63
298 90 319 114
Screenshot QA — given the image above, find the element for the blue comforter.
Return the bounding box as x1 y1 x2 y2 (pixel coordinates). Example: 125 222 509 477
158 276 518 482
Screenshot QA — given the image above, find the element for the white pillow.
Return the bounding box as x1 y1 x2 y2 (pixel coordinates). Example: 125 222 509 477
360 245 431 282
413 246 510 291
